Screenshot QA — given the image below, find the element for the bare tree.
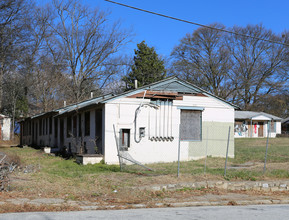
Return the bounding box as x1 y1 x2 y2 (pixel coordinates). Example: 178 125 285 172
2 70 28 138
29 55 70 112
0 0 32 111
171 23 235 99
42 0 130 103
226 24 289 109
252 91 289 118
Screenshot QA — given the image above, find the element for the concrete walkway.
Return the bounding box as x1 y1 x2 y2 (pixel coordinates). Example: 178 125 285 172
1 191 289 211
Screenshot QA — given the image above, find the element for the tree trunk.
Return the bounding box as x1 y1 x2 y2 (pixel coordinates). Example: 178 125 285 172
0 68 3 111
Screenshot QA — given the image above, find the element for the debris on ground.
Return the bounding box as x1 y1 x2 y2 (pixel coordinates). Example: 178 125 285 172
0 153 17 191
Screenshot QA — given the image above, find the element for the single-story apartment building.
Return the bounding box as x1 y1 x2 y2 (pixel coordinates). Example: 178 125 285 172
20 77 239 164
234 111 281 138
0 114 11 141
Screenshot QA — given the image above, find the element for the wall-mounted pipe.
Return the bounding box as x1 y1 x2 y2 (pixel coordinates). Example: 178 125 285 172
148 106 151 140
155 100 158 139
170 101 173 138
159 101 162 138
163 100 166 138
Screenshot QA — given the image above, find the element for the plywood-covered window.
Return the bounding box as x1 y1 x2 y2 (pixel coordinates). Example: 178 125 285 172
180 110 202 141
84 112 90 136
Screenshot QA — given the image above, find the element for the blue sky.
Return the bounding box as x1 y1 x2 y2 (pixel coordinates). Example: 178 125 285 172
41 0 289 58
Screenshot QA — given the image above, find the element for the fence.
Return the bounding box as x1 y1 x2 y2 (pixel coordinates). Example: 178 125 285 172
117 124 289 179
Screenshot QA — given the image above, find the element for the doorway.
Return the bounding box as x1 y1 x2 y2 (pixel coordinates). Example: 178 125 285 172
95 109 103 154
258 122 264 137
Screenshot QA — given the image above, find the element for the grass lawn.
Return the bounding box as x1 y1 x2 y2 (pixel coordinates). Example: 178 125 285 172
125 137 289 180
0 138 289 202
234 138 289 163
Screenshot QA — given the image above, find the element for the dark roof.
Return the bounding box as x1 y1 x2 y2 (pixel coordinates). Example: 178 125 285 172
281 117 289 123
235 111 282 120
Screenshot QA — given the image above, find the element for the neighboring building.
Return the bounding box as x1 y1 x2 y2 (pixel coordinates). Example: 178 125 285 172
281 117 289 134
234 111 282 138
20 77 239 164
0 114 11 141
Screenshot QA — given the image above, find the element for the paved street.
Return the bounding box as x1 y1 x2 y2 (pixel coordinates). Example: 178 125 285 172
1 205 289 220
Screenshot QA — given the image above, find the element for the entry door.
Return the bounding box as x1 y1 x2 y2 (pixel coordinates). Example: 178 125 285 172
258 122 263 137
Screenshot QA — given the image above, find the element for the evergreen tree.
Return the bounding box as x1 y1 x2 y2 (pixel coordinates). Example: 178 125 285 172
123 41 166 90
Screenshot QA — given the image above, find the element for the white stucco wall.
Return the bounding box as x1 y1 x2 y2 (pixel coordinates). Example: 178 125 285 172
104 95 235 165
1 117 11 140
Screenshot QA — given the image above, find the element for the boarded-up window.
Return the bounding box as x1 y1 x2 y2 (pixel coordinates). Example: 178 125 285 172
180 110 202 141
84 112 90 136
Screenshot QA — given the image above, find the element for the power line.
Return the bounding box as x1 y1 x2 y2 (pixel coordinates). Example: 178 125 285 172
104 0 289 47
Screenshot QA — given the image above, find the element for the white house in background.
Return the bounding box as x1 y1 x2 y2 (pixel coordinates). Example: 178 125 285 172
20 77 239 164
0 114 11 141
234 111 282 138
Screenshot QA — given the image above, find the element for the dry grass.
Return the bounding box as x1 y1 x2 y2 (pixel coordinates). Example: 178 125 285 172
0 135 20 147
